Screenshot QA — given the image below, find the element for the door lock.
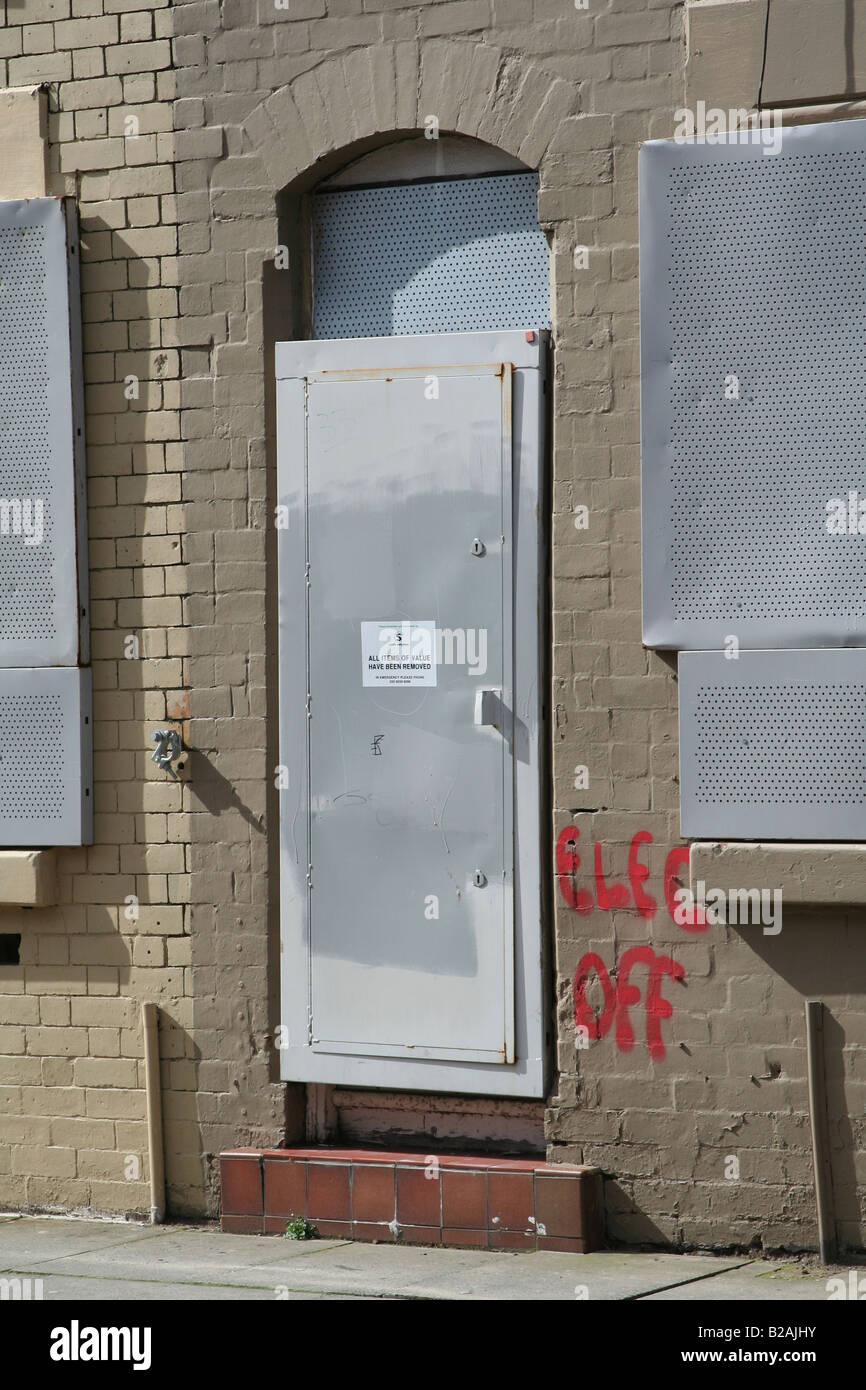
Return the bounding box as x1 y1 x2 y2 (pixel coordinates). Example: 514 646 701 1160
474 870 487 888
471 538 486 556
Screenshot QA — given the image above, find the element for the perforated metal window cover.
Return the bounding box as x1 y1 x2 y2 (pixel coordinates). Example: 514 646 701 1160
0 198 88 666
641 118 866 650
0 667 92 846
679 649 866 840
311 172 550 339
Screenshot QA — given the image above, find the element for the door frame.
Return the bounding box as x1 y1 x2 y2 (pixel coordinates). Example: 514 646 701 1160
276 329 549 1098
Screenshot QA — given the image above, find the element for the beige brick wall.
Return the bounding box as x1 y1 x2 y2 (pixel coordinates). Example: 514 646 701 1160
1 0 864 1249
172 0 866 1251
0 0 193 1217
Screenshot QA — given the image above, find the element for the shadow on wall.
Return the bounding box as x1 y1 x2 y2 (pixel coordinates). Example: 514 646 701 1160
188 749 263 832
747 913 863 1255
600 911 864 1255
823 1010 859 1254
846 0 856 93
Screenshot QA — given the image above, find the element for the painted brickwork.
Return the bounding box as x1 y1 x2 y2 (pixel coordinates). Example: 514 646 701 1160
0 0 863 1250
0 0 191 1217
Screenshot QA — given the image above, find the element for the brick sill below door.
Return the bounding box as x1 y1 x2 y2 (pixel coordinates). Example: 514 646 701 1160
219 1147 604 1252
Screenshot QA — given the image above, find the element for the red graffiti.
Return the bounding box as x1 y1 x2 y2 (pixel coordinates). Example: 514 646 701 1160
573 945 685 1061
562 824 700 1059
613 945 684 1058
556 825 706 929
573 952 616 1040
555 824 593 914
663 845 706 931
628 830 656 919
593 841 630 910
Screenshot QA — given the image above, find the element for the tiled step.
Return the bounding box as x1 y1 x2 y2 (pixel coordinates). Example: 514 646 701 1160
220 1146 604 1252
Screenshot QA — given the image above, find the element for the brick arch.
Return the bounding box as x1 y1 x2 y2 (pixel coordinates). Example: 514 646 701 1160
238 39 581 192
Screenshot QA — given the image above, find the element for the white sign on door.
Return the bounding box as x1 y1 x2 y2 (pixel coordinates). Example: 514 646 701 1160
361 620 437 687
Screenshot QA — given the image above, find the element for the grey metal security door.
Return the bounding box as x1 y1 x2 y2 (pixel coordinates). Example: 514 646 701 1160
277 331 546 1096
310 362 512 1062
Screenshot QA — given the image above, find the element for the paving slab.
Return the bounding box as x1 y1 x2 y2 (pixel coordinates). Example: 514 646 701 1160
13 1231 489 1296
641 1260 832 1301
0 1270 385 1300
0 1216 171 1264
176 1239 740 1302
0 1217 839 1301
0 1219 346 1268
441 1250 752 1303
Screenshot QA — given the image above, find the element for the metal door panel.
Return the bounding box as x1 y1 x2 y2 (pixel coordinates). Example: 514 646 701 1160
305 367 511 1060
276 330 544 376
277 330 546 1096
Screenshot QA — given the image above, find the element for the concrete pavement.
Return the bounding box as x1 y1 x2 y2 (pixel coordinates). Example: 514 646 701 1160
0 1213 843 1300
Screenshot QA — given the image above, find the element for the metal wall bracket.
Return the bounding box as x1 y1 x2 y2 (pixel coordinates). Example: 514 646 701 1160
151 728 185 780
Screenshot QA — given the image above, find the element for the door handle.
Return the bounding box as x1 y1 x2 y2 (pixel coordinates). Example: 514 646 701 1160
474 688 501 727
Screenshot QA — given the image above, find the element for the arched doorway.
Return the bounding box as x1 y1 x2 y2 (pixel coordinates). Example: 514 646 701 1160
273 132 552 1101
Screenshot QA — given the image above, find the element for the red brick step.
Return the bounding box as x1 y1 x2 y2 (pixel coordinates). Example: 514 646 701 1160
220 1146 604 1252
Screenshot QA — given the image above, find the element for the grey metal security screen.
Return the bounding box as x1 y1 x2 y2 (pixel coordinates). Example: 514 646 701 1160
0 198 91 848
312 173 550 338
0 198 88 666
276 330 546 1097
0 667 92 845
679 649 866 840
641 118 866 650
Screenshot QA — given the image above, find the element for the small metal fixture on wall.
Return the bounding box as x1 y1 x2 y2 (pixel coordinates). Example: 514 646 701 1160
150 728 185 780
